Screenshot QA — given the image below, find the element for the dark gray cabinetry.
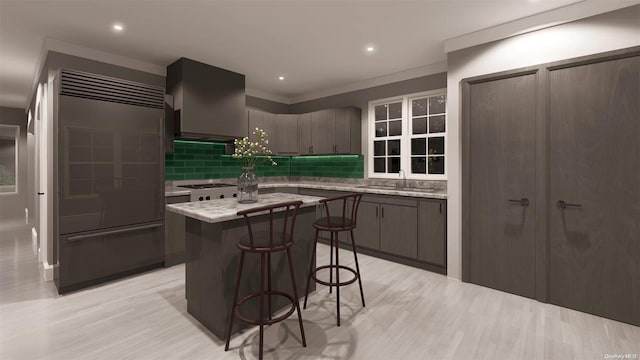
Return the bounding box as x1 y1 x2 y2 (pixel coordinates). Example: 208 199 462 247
274 114 299 154
334 107 361 154
298 113 312 154
380 203 417 258
165 195 190 266
167 58 246 140
298 188 446 273
418 199 446 267
351 201 380 250
311 109 336 154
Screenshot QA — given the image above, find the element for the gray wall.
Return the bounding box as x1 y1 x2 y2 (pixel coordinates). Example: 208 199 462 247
290 73 447 114
246 95 290 114
0 106 27 220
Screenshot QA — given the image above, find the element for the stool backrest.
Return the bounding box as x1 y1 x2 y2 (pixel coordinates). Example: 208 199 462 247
236 200 303 249
319 193 363 227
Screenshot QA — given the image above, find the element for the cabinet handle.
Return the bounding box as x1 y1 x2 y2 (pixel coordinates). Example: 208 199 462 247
439 203 442 214
381 207 384 218
557 200 581 209
310 145 313 154
67 222 163 242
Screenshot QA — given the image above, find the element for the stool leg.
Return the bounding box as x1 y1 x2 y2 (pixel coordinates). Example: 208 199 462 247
350 230 366 307
329 231 334 294
259 253 265 360
335 231 340 326
267 253 272 321
225 251 245 351
303 229 319 309
286 248 307 347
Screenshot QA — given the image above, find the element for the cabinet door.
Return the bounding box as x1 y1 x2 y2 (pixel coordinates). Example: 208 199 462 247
466 72 537 299
311 109 335 154
275 114 299 154
418 199 446 267
352 202 380 250
261 112 277 147
548 55 640 326
247 109 263 141
380 204 417 259
298 113 312 154
334 107 360 154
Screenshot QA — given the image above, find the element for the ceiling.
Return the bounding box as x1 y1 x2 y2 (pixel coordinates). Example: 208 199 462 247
0 0 610 109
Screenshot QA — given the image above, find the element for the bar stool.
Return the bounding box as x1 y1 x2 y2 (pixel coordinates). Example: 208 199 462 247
224 201 306 360
303 193 365 326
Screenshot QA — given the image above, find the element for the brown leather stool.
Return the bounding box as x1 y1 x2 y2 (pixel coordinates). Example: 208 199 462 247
303 193 365 326
224 201 306 360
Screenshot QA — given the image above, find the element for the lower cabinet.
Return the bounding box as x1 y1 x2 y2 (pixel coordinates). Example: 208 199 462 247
380 204 417 259
299 188 447 273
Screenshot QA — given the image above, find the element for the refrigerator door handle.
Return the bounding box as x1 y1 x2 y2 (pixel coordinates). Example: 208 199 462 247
67 222 163 242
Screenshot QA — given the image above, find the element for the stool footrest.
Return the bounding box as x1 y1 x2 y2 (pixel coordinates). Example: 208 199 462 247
311 265 359 287
234 291 297 326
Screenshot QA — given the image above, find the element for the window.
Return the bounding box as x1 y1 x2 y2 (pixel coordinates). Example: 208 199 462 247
368 90 446 179
0 125 19 194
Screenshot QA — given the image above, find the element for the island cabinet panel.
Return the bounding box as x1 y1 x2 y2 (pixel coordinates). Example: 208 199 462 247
311 109 336 154
352 201 380 250
165 195 190 267
380 204 418 259
183 207 316 339
274 114 299 154
297 113 312 154
418 199 446 267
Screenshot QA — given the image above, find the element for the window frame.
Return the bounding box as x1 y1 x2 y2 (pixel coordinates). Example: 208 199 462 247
367 89 447 180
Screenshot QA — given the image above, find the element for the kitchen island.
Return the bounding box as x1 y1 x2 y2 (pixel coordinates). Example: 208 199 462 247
166 193 322 339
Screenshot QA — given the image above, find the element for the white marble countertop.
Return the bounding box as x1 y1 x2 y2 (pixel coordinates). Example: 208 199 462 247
166 181 447 199
166 193 324 223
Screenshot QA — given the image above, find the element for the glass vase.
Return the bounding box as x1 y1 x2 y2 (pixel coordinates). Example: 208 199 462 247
237 166 258 203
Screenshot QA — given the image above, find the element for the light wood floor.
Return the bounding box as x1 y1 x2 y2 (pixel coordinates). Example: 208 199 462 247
1 221 639 360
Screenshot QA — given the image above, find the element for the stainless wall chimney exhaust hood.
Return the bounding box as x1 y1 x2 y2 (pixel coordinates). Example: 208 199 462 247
166 57 247 145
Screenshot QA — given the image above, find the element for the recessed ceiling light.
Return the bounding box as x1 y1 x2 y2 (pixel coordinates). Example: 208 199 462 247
366 46 375 52
278 76 285 80
112 23 124 32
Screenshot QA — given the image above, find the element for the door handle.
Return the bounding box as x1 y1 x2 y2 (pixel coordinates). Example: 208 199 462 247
67 222 163 242
508 198 529 206
557 200 581 209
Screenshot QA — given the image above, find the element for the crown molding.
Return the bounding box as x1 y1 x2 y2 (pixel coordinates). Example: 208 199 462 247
245 88 292 104
444 0 640 54
289 61 447 104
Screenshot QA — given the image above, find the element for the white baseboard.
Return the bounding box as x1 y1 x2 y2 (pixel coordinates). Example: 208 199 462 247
42 261 54 282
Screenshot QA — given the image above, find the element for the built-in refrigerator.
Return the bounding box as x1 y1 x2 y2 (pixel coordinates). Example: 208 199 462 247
54 69 165 293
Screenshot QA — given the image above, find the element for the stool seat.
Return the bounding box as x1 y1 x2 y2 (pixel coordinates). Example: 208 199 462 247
313 216 355 230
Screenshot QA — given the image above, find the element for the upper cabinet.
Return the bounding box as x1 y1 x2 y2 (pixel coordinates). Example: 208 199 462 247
248 107 361 156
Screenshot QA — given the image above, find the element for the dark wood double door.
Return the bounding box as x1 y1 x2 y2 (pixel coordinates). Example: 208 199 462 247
463 48 640 326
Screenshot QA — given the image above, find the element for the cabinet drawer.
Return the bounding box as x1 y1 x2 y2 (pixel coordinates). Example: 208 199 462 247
58 222 164 290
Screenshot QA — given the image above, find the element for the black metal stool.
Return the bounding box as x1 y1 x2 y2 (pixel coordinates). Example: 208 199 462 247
224 201 307 360
303 193 365 326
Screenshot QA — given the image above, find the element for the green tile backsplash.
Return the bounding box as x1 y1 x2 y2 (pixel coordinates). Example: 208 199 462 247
165 140 364 181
